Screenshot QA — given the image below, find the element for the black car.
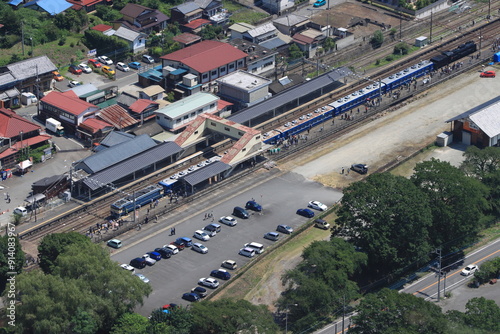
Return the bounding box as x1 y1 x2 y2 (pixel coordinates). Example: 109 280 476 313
191 286 208 298
233 206 249 219
130 257 146 269
182 292 200 302
154 247 172 259
210 269 231 280
245 200 262 212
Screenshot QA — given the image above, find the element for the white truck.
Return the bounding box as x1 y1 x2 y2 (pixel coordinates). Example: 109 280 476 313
21 92 37 106
45 118 64 136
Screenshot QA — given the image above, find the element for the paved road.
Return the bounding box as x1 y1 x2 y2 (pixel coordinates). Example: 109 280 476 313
111 170 342 315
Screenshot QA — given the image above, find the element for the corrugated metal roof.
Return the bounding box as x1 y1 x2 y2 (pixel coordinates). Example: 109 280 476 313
99 131 135 148
7 55 57 80
69 83 100 96
273 14 309 27
75 134 157 174
98 104 139 129
82 141 182 190
156 92 218 119
469 100 500 138
446 96 500 123
229 22 255 33
183 161 231 186
0 107 41 138
114 26 144 42
247 23 276 38
174 1 200 14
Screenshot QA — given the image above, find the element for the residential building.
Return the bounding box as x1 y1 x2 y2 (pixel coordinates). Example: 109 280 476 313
160 40 247 86
261 0 295 15
172 32 202 48
113 26 147 54
78 117 114 146
22 0 72 15
0 55 57 108
273 14 309 36
229 39 276 75
170 0 228 30
217 70 271 110
292 29 326 58
115 3 169 34
228 22 255 40
67 0 112 12
69 84 106 105
90 24 115 36
129 99 159 124
97 104 139 131
139 85 165 101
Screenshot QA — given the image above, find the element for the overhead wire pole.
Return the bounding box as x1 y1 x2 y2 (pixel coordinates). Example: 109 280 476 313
436 248 442 302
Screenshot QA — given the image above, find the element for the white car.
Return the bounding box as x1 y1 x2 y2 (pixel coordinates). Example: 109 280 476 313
308 200 328 211
142 254 156 265
461 264 479 276
120 264 135 273
135 273 150 283
68 80 80 88
193 230 210 241
219 216 237 226
163 244 179 254
239 247 255 258
198 277 219 288
116 62 130 72
98 55 113 65
192 242 208 254
78 63 92 73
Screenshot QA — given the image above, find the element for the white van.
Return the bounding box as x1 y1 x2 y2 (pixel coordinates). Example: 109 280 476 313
13 207 28 217
244 242 265 254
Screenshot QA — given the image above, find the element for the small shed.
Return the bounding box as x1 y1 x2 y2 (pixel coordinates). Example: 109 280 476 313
436 131 453 147
415 36 428 48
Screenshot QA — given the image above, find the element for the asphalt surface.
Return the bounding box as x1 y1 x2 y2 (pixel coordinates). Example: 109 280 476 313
111 170 342 315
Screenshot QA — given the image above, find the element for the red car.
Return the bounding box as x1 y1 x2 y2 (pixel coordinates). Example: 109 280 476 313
69 64 82 75
480 70 496 78
170 241 185 250
88 59 102 68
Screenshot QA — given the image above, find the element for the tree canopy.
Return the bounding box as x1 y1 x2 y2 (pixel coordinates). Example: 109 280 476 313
0 235 25 292
37 232 91 274
335 173 433 275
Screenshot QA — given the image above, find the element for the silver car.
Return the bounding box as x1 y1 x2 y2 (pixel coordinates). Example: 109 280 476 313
219 216 237 226
192 243 208 254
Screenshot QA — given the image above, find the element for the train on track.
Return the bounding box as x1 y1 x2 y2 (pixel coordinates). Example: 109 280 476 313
262 41 477 145
110 185 163 217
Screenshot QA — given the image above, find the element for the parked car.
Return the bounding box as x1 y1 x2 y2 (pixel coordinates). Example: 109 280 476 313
147 251 162 261
219 216 237 226
198 277 219 288
211 269 231 280
107 239 122 249
128 61 141 70
314 218 330 230
182 292 200 302
88 58 102 68
170 240 186 250
68 80 81 88
351 164 368 174
296 208 315 218
178 237 193 247
191 286 207 298
480 70 496 78
308 200 328 211
116 62 130 72
461 264 479 276
102 66 115 75
264 232 280 241
68 64 82 75
204 223 221 236
233 206 249 219
130 257 146 269
194 230 210 241
52 71 63 81
238 247 255 258
192 242 208 254
13 206 28 217
154 247 172 258
313 0 326 7
78 63 92 73
98 55 113 65
277 224 293 234
142 54 155 63
135 273 150 283
120 263 135 273
164 244 179 254
221 260 237 270
142 254 156 265
245 200 262 212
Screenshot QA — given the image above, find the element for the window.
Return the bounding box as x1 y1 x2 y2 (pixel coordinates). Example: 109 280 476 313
211 70 217 76
190 112 196 117
224 127 230 131
202 73 208 79
256 135 260 140
176 119 181 124
238 132 244 136
237 60 243 67
184 115 189 120
229 64 235 69
198 109 203 113
242 148 246 152
210 103 215 108
194 130 199 134
210 122 216 126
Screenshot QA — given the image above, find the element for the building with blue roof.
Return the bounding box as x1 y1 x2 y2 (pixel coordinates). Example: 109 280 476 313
23 0 73 15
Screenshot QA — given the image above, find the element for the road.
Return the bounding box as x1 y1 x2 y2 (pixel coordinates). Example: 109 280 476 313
111 170 342 315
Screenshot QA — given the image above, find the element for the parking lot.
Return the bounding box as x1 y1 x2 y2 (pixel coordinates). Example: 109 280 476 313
111 171 342 315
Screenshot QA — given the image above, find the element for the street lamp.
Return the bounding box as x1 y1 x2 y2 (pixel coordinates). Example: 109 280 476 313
285 303 298 334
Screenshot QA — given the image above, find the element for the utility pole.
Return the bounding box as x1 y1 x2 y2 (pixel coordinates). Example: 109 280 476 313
429 11 433 44
341 293 346 334
488 0 491 19
399 7 402 40
21 21 25 56
436 248 442 302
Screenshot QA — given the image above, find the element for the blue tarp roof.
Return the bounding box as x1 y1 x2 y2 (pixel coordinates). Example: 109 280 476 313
23 0 72 15
8 0 23 6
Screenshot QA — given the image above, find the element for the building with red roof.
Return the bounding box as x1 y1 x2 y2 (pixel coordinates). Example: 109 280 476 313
40 91 100 136
0 108 51 169
160 40 247 85
78 118 114 146
91 24 113 33
67 0 112 12
172 33 202 48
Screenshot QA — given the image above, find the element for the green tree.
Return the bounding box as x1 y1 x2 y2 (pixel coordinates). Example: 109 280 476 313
393 42 410 55
463 297 500 332
461 146 500 179
323 37 336 51
111 313 149 334
371 30 384 48
289 43 303 60
95 4 122 22
190 299 279 334
411 158 489 251
38 232 91 274
335 173 433 275
70 308 98 334
0 235 25 292
473 257 500 284
351 289 448 334
199 25 223 40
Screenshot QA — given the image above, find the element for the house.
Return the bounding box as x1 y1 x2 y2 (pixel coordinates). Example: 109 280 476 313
228 22 256 40
129 99 159 124
23 0 73 15
261 0 295 15
78 117 114 146
69 83 106 105
229 39 276 75
116 3 169 34
113 26 147 54
139 85 165 101
173 32 202 48
160 40 247 86
216 70 271 111
292 29 326 58
238 22 288 50
67 0 112 12
39 91 100 136
91 24 115 36
273 14 309 36
97 104 139 131
0 56 57 108
170 0 228 29
0 108 51 169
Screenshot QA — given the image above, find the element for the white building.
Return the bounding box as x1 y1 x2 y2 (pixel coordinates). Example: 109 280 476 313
261 0 295 15
113 26 147 53
217 70 271 110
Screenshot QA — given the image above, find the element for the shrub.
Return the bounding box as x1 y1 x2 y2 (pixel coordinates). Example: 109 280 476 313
385 55 394 62
394 42 410 55
371 30 384 48
58 37 66 46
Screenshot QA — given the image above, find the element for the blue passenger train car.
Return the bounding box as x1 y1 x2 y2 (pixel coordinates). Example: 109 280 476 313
158 178 180 195
110 185 163 217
